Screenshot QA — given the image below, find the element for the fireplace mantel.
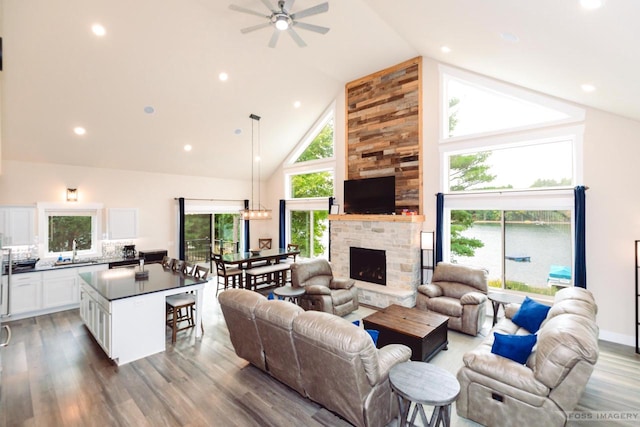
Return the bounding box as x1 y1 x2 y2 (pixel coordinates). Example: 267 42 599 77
328 214 424 223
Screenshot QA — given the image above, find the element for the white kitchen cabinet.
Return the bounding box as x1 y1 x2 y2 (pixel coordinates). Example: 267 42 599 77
107 208 138 240
0 207 35 246
10 264 108 319
42 269 78 308
9 272 42 314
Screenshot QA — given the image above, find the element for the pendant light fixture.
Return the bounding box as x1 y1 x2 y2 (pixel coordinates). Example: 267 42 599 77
240 113 272 220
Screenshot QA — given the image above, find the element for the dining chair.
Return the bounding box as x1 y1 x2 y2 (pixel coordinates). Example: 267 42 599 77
213 254 243 296
281 243 300 283
258 238 272 250
172 259 185 273
181 262 195 276
161 256 175 269
193 265 209 280
285 243 299 262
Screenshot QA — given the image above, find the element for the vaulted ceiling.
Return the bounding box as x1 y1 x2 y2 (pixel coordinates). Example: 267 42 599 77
2 0 638 181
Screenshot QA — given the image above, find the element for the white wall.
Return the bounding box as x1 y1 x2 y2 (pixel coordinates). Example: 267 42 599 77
581 109 640 344
0 160 251 257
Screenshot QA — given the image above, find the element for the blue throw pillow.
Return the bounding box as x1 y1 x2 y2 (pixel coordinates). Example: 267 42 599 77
491 332 537 364
365 329 379 346
352 320 360 327
511 296 551 333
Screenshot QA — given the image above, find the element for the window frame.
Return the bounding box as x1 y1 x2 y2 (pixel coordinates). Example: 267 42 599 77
38 202 103 259
284 103 337 200
285 198 330 259
440 65 585 143
438 67 585 293
440 125 585 193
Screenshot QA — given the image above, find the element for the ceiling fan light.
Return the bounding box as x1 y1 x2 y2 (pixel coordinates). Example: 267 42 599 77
275 16 289 30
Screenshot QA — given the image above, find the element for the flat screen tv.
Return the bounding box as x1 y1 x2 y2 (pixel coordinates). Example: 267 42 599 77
343 176 395 214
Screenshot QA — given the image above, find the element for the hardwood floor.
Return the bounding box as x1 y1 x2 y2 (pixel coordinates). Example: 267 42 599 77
1 282 639 427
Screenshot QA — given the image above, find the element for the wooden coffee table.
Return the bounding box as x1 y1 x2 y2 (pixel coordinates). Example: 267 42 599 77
363 305 449 362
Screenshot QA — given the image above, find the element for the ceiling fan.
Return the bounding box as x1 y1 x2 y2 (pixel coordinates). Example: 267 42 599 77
229 0 329 48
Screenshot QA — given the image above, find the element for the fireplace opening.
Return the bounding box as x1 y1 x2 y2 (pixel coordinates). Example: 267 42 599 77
350 247 386 286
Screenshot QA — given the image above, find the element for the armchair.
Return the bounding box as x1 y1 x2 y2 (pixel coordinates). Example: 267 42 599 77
290 258 359 317
416 262 488 336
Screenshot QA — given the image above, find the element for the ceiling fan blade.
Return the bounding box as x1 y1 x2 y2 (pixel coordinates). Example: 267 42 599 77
290 2 328 20
287 27 307 47
268 29 280 48
283 0 295 12
240 22 272 34
292 21 329 34
229 4 269 18
259 0 275 13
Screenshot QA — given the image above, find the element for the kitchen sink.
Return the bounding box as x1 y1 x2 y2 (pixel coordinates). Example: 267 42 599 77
53 260 99 267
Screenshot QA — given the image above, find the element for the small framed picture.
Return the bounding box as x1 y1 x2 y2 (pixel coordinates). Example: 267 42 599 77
330 204 340 214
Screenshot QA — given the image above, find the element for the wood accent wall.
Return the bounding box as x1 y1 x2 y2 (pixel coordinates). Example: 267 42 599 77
345 57 422 214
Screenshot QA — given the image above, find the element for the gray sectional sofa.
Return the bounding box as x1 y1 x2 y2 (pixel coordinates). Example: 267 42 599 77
218 289 411 427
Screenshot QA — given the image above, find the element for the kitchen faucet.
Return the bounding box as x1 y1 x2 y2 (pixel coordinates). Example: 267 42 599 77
72 239 78 262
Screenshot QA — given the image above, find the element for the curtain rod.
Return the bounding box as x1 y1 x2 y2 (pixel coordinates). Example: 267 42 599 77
174 197 246 202
437 186 589 197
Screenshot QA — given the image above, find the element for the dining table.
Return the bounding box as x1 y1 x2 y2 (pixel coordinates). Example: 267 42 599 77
221 247 300 269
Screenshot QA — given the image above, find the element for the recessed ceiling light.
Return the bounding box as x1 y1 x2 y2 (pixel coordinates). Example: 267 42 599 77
581 83 596 92
441 46 451 53
219 72 229 81
580 0 604 10
73 127 86 136
500 32 519 43
144 106 155 114
91 24 106 37
293 101 301 108
184 144 192 152
234 128 242 135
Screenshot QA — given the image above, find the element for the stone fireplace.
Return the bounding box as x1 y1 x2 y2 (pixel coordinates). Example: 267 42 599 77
329 214 424 308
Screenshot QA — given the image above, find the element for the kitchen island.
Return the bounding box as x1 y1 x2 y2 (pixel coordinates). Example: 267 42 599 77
78 264 206 365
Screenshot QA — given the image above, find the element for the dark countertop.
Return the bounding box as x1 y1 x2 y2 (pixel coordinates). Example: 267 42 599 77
5 256 145 275
78 263 206 301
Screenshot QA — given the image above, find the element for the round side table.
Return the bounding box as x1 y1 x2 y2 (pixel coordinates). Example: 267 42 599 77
487 292 524 326
389 361 460 427
273 285 305 305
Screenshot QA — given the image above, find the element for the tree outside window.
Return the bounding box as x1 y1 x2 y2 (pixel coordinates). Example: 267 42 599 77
48 216 92 252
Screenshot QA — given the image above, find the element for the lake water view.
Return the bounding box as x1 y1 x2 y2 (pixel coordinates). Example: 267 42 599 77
455 222 572 288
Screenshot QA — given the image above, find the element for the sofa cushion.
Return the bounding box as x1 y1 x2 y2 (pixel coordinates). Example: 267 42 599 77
417 284 443 298
534 313 599 389
491 332 537 365
432 262 488 293
512 297 551 333
426 296 463 317
332 288 356 306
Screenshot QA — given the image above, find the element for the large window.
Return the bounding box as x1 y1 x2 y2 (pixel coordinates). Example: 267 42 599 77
38 203 102 257
439 66 584 295
289 208 329 259
284 104 336 259
451 209 572 296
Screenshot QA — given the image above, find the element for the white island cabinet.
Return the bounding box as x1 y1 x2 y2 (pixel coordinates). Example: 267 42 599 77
78 264 205 365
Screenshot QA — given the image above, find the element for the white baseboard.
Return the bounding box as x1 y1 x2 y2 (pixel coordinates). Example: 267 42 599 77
599 329 635 347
